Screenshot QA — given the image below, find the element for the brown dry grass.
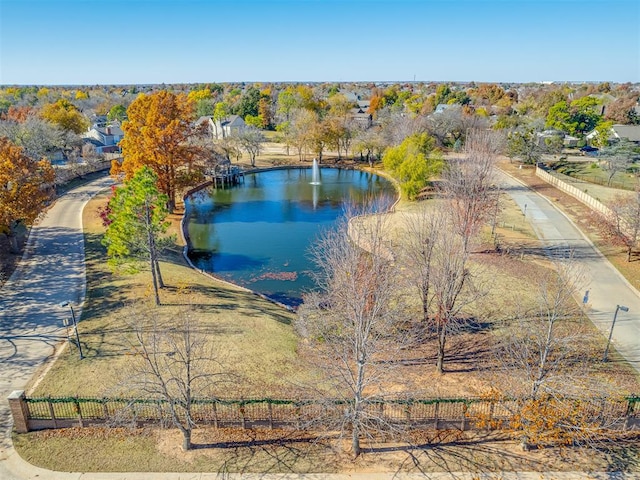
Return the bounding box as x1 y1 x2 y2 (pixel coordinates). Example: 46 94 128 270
27 191 323 398
17 160 640 474
13 426 640 474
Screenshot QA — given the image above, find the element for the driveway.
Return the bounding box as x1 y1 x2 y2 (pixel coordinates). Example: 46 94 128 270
0 175 113 479
498 170 640 374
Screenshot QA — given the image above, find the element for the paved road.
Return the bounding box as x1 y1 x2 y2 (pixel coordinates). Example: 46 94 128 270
498 170 640 374
0 175 113 480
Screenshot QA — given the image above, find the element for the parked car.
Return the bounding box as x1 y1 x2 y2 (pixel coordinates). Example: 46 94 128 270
580 145 599 156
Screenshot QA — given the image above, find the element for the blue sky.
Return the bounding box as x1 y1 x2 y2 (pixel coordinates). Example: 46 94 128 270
0 0 638 85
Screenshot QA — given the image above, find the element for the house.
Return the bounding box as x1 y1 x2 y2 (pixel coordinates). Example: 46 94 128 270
586 124 640 145
349 107 373 129
82 122 124 153
197 115 247 139
536 129 577 148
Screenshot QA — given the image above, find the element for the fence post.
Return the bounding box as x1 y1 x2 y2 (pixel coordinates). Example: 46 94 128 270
47 399 58 428
268 402 274 430
74 397 84 427
461 403 467 431
8 390 30 433
102 398 109 421
212 401 218 429
433 401 439 430
240 403 246 429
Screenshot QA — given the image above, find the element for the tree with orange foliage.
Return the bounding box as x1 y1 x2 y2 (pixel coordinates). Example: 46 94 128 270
115 91 205 212
0 137 54 253
1 105 35 123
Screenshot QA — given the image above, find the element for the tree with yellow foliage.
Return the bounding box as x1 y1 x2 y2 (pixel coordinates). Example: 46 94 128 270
0 137 54 253
115 91 204 212
40 99 89 134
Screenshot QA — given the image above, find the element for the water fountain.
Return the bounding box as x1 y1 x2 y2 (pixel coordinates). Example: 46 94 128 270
310 158 321 185
185 167 395 306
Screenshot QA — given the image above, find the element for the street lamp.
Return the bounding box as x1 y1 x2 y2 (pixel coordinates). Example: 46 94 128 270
603 304 629 362
59 301 84 359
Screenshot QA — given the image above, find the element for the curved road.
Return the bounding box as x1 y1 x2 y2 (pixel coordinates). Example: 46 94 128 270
498 170 640 374
0 172 638 479
0 175 113 479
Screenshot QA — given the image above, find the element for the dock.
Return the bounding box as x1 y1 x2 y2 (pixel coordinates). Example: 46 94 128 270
205 164 245 188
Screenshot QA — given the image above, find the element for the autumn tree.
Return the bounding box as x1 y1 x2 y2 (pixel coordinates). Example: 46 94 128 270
0 137 54 252
297 205 402 457
116 91 205 212
40 99 89 134
289 108 316 161
604 94 640 124
353 127 386 166
382 133 443 199
102 167 173 305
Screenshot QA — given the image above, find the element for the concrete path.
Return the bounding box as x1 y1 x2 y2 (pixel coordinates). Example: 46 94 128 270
0 176 113 480
498 170 640 374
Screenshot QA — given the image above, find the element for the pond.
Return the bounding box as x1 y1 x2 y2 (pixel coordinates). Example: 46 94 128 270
184 167 396 307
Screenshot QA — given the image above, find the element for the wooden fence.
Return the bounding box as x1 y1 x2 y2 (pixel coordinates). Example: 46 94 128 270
8 390 640 434
535 165 615 217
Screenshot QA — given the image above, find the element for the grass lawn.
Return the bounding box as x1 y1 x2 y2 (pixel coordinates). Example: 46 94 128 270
27 192 323 398
550 158 638 192
14 427 640 473
16 160 640 473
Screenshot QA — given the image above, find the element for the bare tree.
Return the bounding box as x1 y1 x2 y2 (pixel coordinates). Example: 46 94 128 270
429 225 481 373
599 139 639 186
297 206 402 457
400 208 444 332
494 260 624 448
425 105 487 148
441 129 502 255
236 126 265 167
593 192 640 262
378 111 426 146
123 305 226 451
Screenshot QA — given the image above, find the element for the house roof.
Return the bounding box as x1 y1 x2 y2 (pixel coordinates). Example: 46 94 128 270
96 125 123 136
83 138 104 148
612 125 640 142
196 116 213 126
223 115 245 127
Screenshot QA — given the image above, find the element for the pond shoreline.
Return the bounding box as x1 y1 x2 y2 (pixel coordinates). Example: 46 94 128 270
179 164 400 311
